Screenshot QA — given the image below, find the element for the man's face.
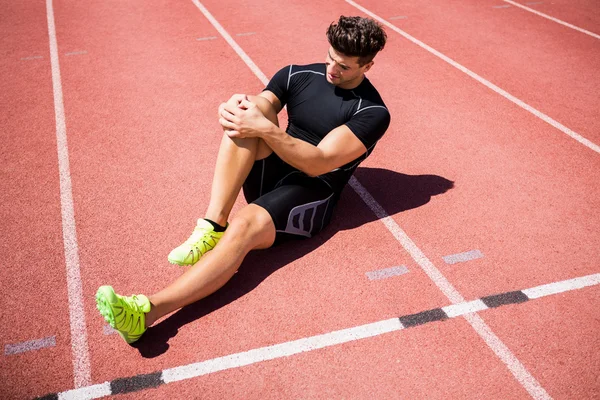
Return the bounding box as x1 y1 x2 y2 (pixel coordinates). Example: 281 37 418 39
325 47 373 89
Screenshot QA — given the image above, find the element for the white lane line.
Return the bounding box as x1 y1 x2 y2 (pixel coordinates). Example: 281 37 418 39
58 382 111 400
349 178 464 304
442 299 488 317
346 0 600 155
162 318 403 383
194 1 550 397
389 16 407 20
21 55 43 60
5 336 56 355
197 36 218 41
523 272 600 299
366 265 409 280
492 4 512 8
236 32 256 36
443 249 484 265
191 0 269 84
504 0 600 39
50 270 600 398
348 138 549 398
46 0 92 388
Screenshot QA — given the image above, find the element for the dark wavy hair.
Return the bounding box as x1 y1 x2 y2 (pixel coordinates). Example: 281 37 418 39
326 16 387 66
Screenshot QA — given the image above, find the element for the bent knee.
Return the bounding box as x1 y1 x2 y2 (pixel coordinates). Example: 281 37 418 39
228 205 275 249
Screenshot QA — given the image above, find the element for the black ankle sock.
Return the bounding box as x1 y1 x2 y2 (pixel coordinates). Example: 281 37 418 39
204 218 227 232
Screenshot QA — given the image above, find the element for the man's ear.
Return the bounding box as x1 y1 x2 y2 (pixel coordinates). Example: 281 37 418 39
363 61 374 73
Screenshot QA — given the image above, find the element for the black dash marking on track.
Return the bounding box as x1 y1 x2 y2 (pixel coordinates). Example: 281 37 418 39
482 291 529 308
111 371 163 394
399 308 448 328
35 394 58 400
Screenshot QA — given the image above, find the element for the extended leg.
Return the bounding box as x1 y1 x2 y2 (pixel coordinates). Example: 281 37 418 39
149 203 275 325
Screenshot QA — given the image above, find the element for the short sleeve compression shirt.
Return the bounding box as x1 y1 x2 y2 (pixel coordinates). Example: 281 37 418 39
265 63 390 192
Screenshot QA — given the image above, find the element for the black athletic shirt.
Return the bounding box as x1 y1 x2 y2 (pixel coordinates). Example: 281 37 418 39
264 63 390 193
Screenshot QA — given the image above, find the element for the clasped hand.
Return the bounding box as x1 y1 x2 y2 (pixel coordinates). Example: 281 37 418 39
218 94 272 138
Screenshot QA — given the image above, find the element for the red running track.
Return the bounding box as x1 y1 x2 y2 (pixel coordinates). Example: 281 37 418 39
1 0 599 398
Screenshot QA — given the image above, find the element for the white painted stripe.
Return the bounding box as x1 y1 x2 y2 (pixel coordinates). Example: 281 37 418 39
389 16 407 20
443 249 484 265
492 4 512 8
236 32 256 36
504 0 600 40
47 271 600 398
346 0 600 155
65 50 87 56
523 273 600 299
21 55 43 60
464 313 550 399
348 177 465 303
346 179 551 400
197 36 218 41
5 336 56 355
191 0 269 85
443 300 488 317
58 382 111 400
195 2 549 397
162 318 403 383
46 0 92 388
366 265 409 280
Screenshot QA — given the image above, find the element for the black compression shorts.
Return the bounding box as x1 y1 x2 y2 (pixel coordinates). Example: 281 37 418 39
242 152 337 243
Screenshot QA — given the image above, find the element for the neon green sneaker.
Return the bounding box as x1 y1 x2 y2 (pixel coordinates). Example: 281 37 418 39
95 286 150 344
168 218 226 266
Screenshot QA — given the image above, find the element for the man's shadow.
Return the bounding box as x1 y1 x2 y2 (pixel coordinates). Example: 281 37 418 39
133 167 454 357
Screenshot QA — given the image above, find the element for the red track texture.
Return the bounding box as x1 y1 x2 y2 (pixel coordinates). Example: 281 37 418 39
1 0 599 398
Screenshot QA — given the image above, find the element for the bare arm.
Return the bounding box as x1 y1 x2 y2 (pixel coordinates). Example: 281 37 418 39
219 93 367 177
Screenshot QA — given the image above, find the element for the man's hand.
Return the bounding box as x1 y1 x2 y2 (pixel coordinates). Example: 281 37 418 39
219 98 274 139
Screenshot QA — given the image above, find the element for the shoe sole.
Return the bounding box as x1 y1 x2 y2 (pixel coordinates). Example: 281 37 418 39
95 286 138 344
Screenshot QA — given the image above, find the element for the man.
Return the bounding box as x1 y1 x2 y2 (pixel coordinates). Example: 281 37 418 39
96 16 390 344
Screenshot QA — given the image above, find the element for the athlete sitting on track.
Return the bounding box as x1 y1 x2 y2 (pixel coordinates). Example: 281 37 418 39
95 16 391 344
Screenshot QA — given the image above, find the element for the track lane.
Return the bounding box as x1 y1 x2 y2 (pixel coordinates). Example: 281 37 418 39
505 0 600 35
21 0 596 396
483 285 600 398
194 0 600 396
109 318 534 399
50 0 451 390
0 1 75 398
357 0 600 144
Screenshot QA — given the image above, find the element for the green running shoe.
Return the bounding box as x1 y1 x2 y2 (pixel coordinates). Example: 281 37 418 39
168 218 226 266
95 286 150 344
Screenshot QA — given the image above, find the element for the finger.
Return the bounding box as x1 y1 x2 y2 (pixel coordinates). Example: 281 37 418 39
220 108 238 122
219 117 237 130
239 99 254 108
223 102 243 116
225 129 241 138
